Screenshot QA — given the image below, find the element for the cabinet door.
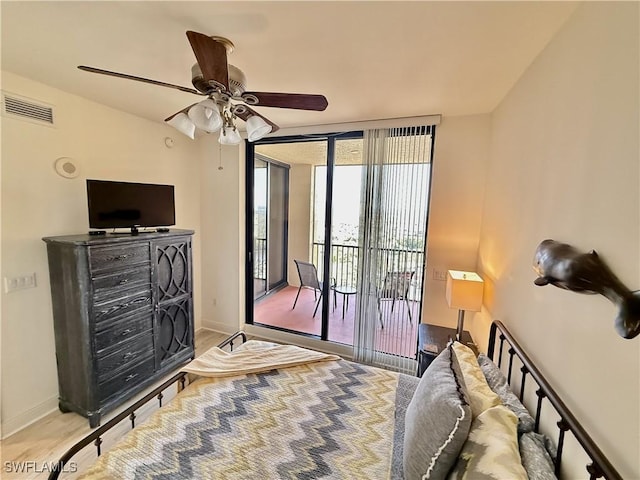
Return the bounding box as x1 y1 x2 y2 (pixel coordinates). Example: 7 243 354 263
152 237 194 370
156 297 193 368
154 239 191 302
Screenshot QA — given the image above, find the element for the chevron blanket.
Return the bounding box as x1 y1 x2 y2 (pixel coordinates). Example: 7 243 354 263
80 357 418 479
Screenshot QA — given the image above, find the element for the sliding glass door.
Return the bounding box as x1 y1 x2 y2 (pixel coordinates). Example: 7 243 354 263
246 128 434 364
324 137 364 344
252 156 289 300
354 126 434 373
247 140 327 336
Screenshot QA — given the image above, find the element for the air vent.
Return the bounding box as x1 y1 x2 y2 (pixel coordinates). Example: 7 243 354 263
2 92 55 126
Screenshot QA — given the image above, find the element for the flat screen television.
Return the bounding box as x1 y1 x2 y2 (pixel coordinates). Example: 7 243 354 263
87 180 175 233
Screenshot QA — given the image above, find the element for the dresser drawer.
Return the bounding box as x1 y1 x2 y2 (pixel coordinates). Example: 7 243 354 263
93 288 152 324
97 333 154 382
99 356 155 402
93 266 151 301
89 244 150 273
95 314 153 353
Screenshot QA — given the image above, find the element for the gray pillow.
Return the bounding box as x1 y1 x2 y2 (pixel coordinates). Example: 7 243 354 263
404 345 472 480
519 431 557 480
391 374 420 479
477 354 535 434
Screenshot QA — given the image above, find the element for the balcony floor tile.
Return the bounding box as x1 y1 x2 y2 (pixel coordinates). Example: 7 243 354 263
254 285 418 358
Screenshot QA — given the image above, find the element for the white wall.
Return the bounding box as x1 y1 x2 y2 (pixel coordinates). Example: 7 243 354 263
198 135 244 334
288 163 313 286
0 71 202 436
198 116 492 353
422 114 491 336
477 3 639 478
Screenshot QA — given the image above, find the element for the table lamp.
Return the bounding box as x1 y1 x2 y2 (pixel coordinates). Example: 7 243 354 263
446 270 484 341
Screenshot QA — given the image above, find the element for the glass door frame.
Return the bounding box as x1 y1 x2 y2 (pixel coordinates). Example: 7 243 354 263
253 154 290 300
245 131 362 340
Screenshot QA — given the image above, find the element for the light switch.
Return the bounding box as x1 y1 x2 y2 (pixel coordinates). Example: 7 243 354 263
4 273 37 293
432 269 447 281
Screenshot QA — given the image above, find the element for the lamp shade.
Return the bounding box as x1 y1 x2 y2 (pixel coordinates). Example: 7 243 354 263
246 115 272 142
165 113 195 139
188 99 222 133
218 125 242 145
446 270 484 311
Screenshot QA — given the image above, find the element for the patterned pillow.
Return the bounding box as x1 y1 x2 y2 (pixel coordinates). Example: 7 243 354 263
477 354 536 434
519 431 557 480
448 405 528 480
404 345 472 480
451 342 501 418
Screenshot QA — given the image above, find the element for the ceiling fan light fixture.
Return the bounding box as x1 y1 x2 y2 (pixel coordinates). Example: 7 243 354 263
188 99 222 133
246 115 272 142
79 32 330 139
166 113 196 139
218 125 242 146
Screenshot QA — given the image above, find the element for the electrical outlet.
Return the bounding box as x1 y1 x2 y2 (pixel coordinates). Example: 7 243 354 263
433 269 448 281
4 273 37 293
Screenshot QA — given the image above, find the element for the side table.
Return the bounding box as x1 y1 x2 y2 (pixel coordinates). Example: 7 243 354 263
417 323 475 377
333 285 357 319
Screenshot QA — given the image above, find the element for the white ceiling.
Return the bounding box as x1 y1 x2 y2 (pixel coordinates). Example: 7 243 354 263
1 1 578 130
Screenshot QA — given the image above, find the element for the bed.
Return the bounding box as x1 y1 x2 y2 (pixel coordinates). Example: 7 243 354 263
49 321 621 480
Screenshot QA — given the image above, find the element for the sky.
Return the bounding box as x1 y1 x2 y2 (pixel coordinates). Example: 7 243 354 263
314 164 431 245
254 162 431 247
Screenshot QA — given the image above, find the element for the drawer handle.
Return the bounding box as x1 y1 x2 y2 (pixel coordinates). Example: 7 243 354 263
121 329 133 336
119 279 129 285
98 297 150 318
125 373 138 382
109 254 130 261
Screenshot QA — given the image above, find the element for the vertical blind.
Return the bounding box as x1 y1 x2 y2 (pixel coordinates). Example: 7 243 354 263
354 125 434 374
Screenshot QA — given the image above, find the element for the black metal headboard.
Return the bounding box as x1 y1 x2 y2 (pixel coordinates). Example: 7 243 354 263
487 320 621 480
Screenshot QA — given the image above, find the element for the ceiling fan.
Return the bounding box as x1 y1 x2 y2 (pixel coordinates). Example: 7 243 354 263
78 31 328 144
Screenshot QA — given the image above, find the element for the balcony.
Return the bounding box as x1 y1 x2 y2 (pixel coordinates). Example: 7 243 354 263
253 240 423 357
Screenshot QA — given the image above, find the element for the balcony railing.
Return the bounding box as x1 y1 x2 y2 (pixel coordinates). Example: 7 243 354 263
253 238 424 301
311 242 424 301
254 238 267 280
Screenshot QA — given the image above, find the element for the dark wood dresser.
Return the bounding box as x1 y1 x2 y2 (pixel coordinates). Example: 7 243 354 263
43 230 195 427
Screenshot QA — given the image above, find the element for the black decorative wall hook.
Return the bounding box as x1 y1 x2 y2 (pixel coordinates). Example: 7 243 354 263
533 239 640 339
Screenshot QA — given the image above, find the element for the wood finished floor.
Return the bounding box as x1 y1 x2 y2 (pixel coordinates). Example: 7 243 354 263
0 329 232 480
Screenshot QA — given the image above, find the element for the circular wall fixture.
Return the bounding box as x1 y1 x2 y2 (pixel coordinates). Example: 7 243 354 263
54 157 80 179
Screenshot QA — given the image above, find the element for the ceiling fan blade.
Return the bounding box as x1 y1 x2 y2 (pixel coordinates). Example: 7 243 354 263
242 92 328 111
186 31 229 91
235 106 280 134
77 66 204 96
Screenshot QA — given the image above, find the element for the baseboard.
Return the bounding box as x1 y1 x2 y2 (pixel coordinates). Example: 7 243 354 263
1 395 58 439
200 319 238 336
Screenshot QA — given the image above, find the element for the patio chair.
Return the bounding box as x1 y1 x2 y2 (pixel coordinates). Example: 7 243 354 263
377 271 415 328
292 260 334 317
